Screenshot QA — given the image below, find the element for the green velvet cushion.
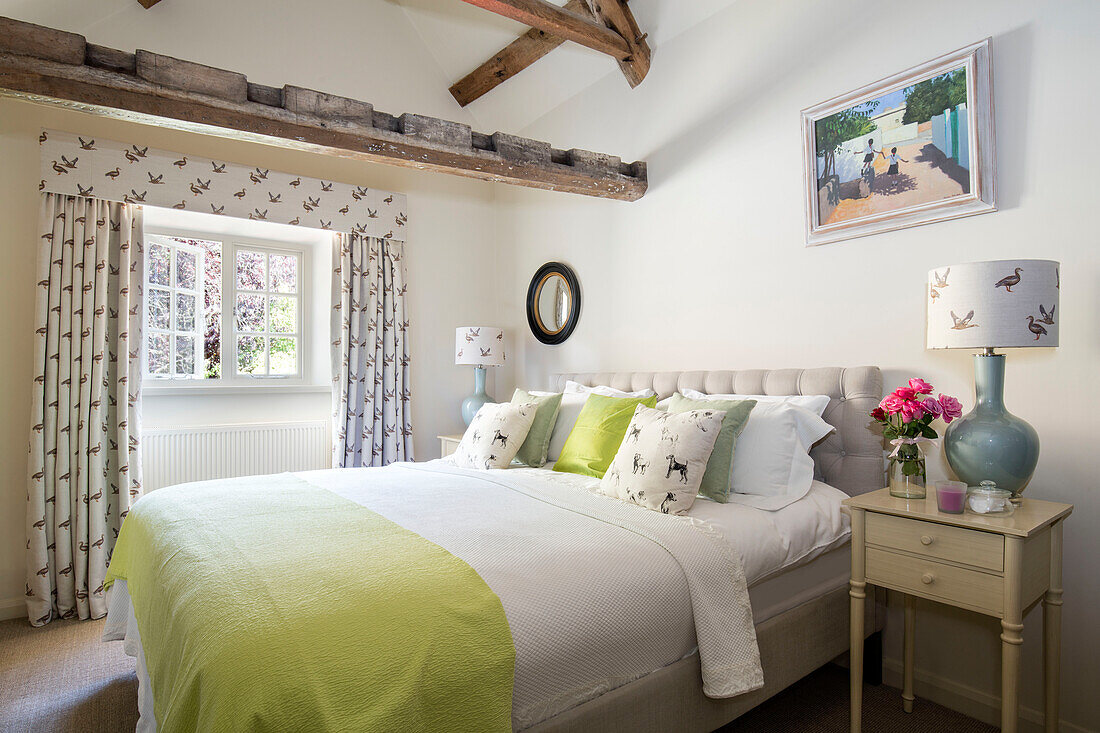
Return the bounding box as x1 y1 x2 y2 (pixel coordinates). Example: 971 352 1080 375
668 393 757 502
552 394 658 479
511 388 563 467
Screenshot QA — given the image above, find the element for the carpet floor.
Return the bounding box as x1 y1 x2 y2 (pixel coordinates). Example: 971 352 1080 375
0 617 997 732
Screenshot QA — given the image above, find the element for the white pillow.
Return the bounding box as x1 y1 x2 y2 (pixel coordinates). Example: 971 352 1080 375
681 395 834 510
564 380 657 399
681 388 830 417
453 402 538 470
731 403 833 508
599 405 725 515
537 392 587 463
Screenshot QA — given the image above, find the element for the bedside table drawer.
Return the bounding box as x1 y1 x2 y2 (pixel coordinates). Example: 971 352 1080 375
866 512 1004 571
866 547 1003 616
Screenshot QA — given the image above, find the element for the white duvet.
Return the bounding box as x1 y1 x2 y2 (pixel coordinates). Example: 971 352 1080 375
105 460 850 732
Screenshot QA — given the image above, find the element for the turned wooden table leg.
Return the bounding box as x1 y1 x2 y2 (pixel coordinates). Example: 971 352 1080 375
850 508 866 733
1001 536 1024 733
902 594 916 713
1043 521 1063 733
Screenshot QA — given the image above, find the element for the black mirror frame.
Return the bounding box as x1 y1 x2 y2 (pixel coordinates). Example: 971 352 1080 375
526 262 581 345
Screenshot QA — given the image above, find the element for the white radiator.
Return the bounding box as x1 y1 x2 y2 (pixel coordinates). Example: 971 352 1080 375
142 421 331 491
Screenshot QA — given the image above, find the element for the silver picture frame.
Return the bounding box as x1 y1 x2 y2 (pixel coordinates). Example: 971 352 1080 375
801 38 996 246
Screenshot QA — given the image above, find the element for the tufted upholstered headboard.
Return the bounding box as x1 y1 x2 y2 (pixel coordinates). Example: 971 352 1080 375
550 367 885 496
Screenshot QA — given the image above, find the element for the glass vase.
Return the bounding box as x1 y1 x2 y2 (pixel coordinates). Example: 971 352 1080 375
888 442 927 499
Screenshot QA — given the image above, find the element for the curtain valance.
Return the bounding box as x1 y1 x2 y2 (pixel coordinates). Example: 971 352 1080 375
38 129 408 241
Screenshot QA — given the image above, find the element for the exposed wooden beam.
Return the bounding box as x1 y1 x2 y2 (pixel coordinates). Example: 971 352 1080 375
0 16 647 201
136 0 163 7
582 0 650 88
459 0 630 59
450 0 590 107
452 0 649 106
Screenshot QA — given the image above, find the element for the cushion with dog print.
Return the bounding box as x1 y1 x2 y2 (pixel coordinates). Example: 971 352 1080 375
599 404 725 515
453 402 538 470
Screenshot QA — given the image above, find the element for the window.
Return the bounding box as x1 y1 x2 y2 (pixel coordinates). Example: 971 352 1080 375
145 237 207 378
232 246 301 377
144 232 305 385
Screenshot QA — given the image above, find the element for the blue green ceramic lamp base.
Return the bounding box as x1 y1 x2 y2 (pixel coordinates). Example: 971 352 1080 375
461 366 492 426
944 353 1039 497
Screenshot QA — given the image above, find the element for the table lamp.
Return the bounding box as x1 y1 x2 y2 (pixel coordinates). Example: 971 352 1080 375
926 259 1059 497
455 327 505 425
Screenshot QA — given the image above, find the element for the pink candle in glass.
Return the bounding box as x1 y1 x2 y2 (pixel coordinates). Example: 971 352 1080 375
936 481 967 514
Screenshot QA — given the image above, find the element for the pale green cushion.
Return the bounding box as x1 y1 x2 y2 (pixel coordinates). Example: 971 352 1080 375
511 388 563 467
668 393 757 502
552 394 658 479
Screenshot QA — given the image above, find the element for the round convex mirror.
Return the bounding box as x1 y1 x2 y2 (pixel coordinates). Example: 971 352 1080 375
526 262 580 345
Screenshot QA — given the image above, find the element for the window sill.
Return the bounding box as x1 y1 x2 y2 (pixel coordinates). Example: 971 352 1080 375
142 383 330 397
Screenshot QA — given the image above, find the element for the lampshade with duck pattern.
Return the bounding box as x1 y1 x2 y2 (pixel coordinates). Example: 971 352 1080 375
455 327 506 367
926 259 1059 350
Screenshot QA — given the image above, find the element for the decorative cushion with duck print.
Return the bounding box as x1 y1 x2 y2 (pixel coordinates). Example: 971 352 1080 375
453 402 538 470
599 404 725 515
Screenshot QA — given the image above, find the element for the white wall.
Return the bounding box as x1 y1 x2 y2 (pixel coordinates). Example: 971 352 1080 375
0 97 499 620
496 0 1099 729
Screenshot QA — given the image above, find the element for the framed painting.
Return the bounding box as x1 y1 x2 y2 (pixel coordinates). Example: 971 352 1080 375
801 38 995 246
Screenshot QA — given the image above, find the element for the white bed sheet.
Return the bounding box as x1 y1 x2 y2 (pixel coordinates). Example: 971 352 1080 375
104 462 850 732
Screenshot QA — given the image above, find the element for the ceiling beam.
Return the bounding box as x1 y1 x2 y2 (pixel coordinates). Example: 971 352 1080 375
582 0 650 88
450 0 590 107
0 16 647 201
458 0 631 59
452 0 650 106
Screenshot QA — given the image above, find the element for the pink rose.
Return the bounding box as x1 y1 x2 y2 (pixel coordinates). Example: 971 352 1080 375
909 378 934 395
921 397 943 416
880 394 905 414
900 400 925 424
894 386 917 400
939 394 963 423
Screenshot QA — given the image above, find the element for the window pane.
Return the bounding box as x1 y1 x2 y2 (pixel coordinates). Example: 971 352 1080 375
198 241 222 379
269 296 297 333
147 334 169 374
148 288 171 330
176 292 197 332
237 335 266 374
236 250 265 291
149 243 170 286
270 337 297 374
175 335 195 375
176 249 197 290
235 294 266 332
269 254 297 293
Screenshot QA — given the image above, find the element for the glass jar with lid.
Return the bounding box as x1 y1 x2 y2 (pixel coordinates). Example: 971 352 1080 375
966 480 1015 517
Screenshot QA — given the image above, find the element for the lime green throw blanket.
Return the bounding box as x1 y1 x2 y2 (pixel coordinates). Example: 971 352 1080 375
105 475 515 732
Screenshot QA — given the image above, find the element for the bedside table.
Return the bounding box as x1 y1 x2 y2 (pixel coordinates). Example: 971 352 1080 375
438 434 463 459
844 487 1071 733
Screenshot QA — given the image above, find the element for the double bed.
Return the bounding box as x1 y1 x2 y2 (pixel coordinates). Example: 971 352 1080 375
103 366 885 732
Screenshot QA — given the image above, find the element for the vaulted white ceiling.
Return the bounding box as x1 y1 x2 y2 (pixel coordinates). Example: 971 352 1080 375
1 0 740 138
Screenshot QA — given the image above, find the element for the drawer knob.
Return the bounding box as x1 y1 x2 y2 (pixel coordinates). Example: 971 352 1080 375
921 573 935 585
920 535 935 546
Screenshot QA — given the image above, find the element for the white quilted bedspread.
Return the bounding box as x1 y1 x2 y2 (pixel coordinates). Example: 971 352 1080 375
298 461 764 729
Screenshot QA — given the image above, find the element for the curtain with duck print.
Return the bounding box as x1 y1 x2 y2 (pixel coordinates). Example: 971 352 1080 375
26 193 144 627
331 232 413 467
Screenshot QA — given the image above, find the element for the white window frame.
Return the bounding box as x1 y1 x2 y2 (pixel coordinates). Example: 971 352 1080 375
143 236 206 380
142 228 310 391
226 240 305 382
